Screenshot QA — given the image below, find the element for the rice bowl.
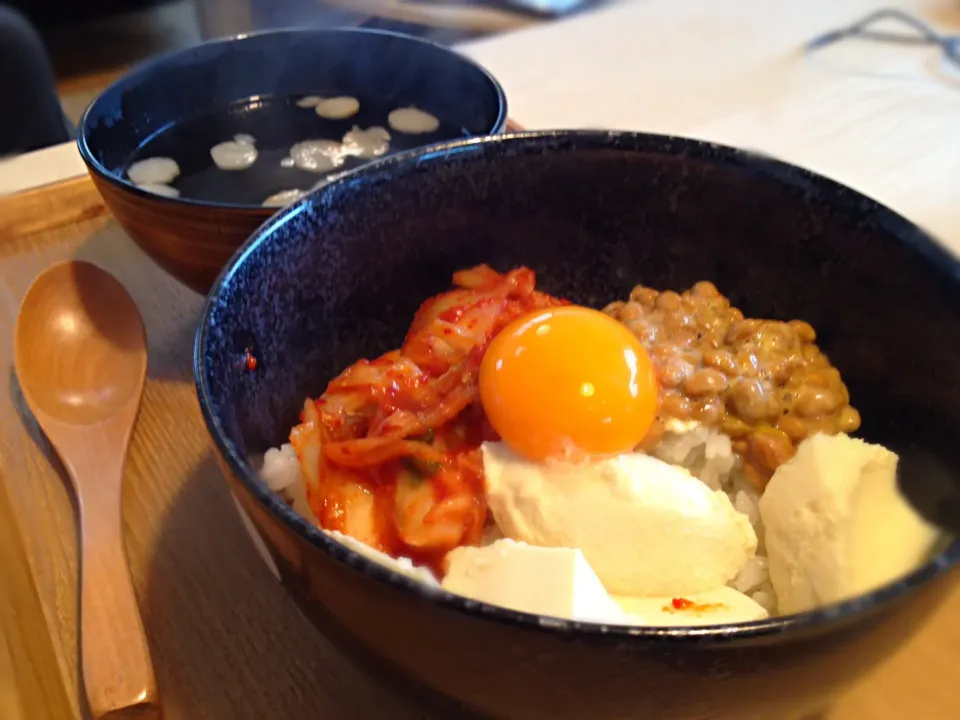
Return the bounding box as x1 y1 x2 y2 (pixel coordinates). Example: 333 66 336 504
196 130 960 720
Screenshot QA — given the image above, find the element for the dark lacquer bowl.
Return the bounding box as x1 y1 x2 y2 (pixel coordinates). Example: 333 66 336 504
195 131 960 720
77 28 507 294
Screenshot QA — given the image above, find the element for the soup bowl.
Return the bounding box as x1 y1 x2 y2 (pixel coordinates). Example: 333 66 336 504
194 130 960 719
78 27 507 294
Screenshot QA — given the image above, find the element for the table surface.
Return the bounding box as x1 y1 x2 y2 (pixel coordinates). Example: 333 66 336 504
3 0 960 717
192 0 550 42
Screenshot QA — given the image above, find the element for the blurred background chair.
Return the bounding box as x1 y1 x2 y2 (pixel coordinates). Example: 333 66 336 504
3 0 599 153
0 5 72 155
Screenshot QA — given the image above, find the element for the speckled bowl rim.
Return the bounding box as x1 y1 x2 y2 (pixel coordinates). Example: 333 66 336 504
195 129 960 643
76 26 508 212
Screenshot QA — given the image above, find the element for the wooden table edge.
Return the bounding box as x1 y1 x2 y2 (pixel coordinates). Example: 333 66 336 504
0 175 107 241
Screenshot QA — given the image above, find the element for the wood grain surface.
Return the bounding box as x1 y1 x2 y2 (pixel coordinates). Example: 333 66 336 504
14 261 159 719
0 177 431 720
321 0 538 33
1 176 958 720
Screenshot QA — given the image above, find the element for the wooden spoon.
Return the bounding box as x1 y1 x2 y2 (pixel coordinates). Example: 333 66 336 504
13 261 159 719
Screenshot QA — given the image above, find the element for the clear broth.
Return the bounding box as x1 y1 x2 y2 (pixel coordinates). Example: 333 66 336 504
123 94 469 206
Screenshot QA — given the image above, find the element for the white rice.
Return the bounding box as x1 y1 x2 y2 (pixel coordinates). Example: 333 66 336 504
260 443 300 491
260 424 779 614
258 443 317 523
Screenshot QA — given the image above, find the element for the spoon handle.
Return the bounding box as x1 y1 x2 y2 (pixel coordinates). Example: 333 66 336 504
78 467 159 719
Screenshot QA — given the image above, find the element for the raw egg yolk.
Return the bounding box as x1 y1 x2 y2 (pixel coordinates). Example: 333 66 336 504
479 305 658 461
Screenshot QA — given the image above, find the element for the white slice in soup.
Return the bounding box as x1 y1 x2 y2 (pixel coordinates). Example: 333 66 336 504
210 139 258 171
137 182 180 198
127 157 180 185
233 133 256 146
289 140 347 172
296 95 322 108
342 126 391 159
280 157 295 168
388 106 440 134
314 96 360 120
262 189 306 208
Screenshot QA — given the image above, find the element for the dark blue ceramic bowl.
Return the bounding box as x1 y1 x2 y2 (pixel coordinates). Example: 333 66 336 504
195 130 960 720
78 27 507 292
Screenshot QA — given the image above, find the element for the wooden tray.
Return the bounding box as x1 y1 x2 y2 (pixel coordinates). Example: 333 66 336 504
0 176 434 720
1 175 959 720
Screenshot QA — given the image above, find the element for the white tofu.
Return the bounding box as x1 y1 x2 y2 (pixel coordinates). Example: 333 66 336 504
759 433 940 614
614 586 769 626
442 540 767 627
442 539 626 623
482 442 757 596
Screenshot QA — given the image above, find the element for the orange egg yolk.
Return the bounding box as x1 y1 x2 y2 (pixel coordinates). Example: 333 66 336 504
479 305 659 461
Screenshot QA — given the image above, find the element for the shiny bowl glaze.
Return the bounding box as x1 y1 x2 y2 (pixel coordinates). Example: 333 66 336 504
78 28 507 294
195 130 960 719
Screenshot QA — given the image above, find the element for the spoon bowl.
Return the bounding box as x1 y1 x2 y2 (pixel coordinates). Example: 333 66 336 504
15 262 147 425
14 260 159 720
